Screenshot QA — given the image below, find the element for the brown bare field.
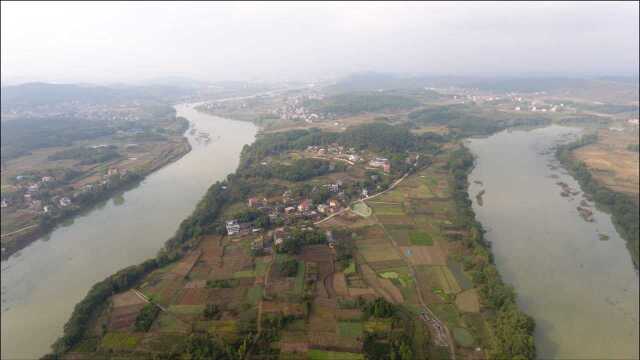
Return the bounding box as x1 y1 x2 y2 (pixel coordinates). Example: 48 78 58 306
573 128 639 199
348 287 377 298
108 304 145 330
401 245 447 266
455 289 481 313
199 235 223 264
262 301 305 317
333 272 349 297
112 290 146 307
171 250 202 278
358 243 402 263
177 287 209 305
207 287 247 306
367 259 408 271
279 341 310 353
359 263 403 304
335 309 362 321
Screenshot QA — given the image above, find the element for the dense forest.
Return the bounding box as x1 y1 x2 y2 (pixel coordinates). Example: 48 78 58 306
556 135 639 267
1 117 116 163
408 104 548 137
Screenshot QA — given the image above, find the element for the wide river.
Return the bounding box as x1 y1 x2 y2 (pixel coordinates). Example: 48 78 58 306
466 125 639 359
0 104 257 359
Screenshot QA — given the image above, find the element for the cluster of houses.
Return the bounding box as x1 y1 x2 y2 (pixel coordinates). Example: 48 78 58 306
305 144 362 164
368 157 391 173
4 166 129 214
225 182 347 241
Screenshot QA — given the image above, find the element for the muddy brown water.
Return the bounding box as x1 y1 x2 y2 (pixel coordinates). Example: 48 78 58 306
466 125 639 359
1 104 256 359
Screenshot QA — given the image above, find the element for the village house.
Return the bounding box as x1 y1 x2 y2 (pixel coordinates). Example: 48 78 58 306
226 220 241 236
1 199 9 208
317 204 328 214
369 157 391 173
59 197 72 207
273 227 287 247
298 199 312 212
41 176 54 182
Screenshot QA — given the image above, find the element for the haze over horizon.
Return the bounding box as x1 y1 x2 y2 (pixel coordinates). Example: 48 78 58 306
1 1 639 85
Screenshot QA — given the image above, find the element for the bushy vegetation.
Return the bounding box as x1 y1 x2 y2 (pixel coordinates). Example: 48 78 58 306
249 158 343 181
277 258 299 277
204 304 222 320
557 134 639 267
134 303 160 332
278 228 327 254
304 92 420 116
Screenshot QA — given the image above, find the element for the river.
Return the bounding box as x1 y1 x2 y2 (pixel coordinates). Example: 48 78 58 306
466 125 639 359
0 104 257 359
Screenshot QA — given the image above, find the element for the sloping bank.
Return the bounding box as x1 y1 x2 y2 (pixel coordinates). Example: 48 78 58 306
555 134 639 268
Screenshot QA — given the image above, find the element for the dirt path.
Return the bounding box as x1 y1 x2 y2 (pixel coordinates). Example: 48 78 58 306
0 224 38 238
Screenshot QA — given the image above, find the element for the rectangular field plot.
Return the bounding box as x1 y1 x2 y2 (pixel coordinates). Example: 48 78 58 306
409 231 433 245
357 243 401 262
369 203 405 216
384 224 413 246
401 245 447 266
447 259 473 290
414 265 461 294
338 321 363 338
99 332 143 351
308 349 364 360
376 215 414 226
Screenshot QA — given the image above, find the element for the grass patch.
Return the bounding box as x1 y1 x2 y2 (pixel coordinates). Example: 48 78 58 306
431 303 462 328
168 305 205 315
452 327 475 347
293 261 306 294
247 285 264 305
344 260 356 275
352 202 372 217
409 231 433 245
338 321 363 338
308 349 364 360
370 204 405 216
254 257 270 277
100 332 142 350
233 270 255 278
364 319 392 333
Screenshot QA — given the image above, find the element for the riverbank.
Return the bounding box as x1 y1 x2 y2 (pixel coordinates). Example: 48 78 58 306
556 133 639 268
1 138 191 261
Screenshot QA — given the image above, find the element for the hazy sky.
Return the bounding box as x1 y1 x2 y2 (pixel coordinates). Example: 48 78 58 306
1 1 638 84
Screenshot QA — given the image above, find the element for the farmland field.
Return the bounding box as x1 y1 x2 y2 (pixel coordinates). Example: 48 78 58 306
308 349 364 360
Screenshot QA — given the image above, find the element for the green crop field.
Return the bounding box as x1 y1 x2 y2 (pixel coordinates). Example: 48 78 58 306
409 231 433 245
338 321 363 338
308 349 364 360
100 332 142 350
452 327 475 347
247 285 263 305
